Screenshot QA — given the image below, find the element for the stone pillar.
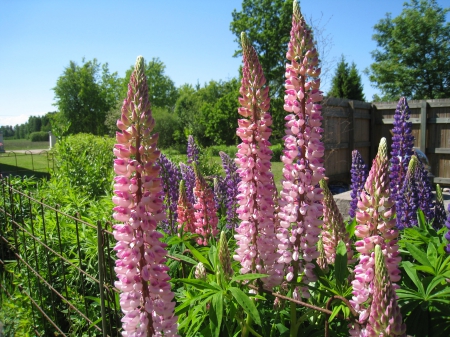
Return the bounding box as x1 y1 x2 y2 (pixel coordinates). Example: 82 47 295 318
49 131 56 149
0 131 4 153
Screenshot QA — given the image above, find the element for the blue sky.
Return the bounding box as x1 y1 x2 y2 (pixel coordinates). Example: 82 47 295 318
0 0 448 127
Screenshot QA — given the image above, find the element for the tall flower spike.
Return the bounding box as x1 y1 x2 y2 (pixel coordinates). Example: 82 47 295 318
319 179 354 265
187 135 200 165
350 138 401 325
396 155 419 229
113 56 179 337
350 150 368 219
218 231 234 281
390 97 414 203
434 184 446 229
277 1 325 296
219 151 241 229
176 180 196 234
233 32 283 290
159 154 182 234
414 154 434 222
365 245 406 336
192 163 219 246
445 201 450 254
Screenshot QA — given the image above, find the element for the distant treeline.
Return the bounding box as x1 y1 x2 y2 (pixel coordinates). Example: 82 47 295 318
1 114 54 140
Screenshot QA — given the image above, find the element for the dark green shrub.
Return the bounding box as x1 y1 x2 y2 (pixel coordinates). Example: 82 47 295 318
29 131 49 142
270 143 283 162
53 133 115 198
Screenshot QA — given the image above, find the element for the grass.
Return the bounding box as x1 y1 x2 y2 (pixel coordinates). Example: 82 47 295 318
1 139 49 151
0 152 53 179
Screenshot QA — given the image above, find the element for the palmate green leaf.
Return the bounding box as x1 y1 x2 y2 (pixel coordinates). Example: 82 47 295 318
401 262 425 295
346 217 357 238
425 276 447 297
185 241 213 271
427 242 438 270
335 240 348 286
328 305 342 322
175 291 215 315
405 242 432 268
210 292 223 337
209 244 217 270
228 287 261 326
230 273 268 283
417 208 427 230
171 253 197 266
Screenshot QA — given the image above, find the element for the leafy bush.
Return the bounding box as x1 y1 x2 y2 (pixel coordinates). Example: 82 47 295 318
53 133 115 198
153 107 184 149
29 131 49 142
204 145 237 158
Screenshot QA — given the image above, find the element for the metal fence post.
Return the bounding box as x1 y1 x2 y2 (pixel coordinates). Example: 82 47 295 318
97 221 108 337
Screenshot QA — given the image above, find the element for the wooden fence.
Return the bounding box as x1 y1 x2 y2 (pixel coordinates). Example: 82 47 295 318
322 97 450 186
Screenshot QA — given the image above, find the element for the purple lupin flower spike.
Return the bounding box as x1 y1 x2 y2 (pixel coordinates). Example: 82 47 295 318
396 155 419 229
159 154 182 234
180 162 195 205
350 150 368 219
390 97 414 203
414 154 434 222
434 184 446 229
112 56 179 336
187 135 200 165
445 202 450 254
219 151 240 229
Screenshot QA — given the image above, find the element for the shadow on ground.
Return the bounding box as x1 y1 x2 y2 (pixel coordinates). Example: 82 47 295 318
0 163 50 180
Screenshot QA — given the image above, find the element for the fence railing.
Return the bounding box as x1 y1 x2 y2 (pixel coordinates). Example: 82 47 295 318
0 150 54 178
0 177 120 336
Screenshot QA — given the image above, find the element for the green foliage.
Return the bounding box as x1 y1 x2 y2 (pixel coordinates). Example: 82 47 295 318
396 210 450 337
328 55 365 101
120 57 178 110
367 0 450 100
175 80 240 147
29 131 49 142
53 58 121 135
52 133 115 198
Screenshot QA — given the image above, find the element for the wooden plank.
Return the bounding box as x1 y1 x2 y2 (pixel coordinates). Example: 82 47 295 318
428 118 450 124
325 142 348 150
355 141 371 148
323 110 348 118
420 101 427 153
348 101 355 167
433 177 450 185
379 118 421 124
354 112 371 119
324 97 372 109
370 104 376 161
426 148 450 154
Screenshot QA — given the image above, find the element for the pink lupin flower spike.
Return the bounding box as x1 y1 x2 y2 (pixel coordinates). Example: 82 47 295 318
113 56 179 337
233 32 283 290
277 1 325 297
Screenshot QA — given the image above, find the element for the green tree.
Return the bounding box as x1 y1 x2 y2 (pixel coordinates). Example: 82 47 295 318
367 0 450 100
121 57 178 110
230 0 293 98
328 56 365 101
53 59 119 135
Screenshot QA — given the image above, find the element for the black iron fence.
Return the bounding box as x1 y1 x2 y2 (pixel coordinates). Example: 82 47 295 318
0 177 120 336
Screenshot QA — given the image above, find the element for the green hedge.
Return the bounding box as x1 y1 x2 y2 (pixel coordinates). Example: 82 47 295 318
29 131 49 142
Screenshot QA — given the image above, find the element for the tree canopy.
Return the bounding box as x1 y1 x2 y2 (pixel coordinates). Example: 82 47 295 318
53 59 120 135
367 0 450 100
328 56 365 101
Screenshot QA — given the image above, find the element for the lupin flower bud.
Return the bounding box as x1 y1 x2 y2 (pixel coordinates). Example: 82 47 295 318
277 1 325 296
434 185 446 230
112 56 179 337
365 245 406 336
233 32 283 290
218 231 234 281
194 262 207 281
396 155 419 229
176 180 196 234
192 163 219 246
350 150 368 219
319 179 353 265
350 138 401 323
390 97 414 203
